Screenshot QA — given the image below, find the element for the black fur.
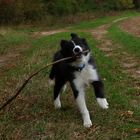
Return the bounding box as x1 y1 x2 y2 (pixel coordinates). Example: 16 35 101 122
49 33 105 100
49 33 108 127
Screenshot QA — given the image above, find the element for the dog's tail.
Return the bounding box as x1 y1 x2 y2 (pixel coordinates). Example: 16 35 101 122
49 51 62 85
48 65 55 86
49 65 55 80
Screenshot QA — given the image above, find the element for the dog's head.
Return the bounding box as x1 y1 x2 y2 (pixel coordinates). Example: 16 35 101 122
60 33 90 63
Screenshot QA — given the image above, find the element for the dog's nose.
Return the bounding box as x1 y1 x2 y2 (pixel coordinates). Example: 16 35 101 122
73 47 82 54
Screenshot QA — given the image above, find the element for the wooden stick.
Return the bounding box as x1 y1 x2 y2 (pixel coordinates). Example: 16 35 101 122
0 50 89 111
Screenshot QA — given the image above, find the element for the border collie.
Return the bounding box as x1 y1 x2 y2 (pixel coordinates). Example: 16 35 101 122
49 33 109 127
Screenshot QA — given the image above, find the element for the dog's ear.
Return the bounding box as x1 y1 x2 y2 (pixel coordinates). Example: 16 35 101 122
71 33 78 39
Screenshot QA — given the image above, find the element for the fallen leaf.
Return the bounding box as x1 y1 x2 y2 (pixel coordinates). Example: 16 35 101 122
120 110 134 118
132 128 140 134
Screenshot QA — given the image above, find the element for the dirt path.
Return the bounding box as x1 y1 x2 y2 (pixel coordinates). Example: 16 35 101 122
120 16 140 37
91 23 140 81
33 29 68 37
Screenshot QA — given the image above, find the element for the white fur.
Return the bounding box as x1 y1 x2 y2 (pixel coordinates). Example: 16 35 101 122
54 95 61 109
54 84 67 109
71 40 76 46
72 53 99 85
71 53 90 67
97 98 109 109
73 45 82 54
74 65 99 86
74 83 92 127
62 84 67 93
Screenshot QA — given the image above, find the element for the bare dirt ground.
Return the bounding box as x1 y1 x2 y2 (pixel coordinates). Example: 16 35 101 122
33 29 68 37
120 16 140 37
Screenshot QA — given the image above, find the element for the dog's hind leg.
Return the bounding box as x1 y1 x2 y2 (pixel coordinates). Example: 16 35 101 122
53 79 66 109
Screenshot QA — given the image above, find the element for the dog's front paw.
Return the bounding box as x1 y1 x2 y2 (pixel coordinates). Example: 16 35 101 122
97 98 109 109
83 120 92 128
54 102 61 109
54 98 61 109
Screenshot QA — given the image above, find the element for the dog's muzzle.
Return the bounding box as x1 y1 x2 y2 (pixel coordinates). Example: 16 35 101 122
73 45 82 55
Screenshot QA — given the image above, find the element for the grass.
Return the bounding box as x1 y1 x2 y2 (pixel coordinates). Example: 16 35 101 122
0 28 32 54
108 24 140 58
0 11 140 139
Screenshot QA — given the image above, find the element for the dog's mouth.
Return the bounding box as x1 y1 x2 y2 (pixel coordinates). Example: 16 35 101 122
75 50 89 58
75 52 82 58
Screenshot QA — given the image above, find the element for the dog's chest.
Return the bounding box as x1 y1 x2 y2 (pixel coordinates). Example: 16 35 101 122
73 64 99 88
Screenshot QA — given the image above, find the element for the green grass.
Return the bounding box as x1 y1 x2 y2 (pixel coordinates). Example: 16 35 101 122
108 24 140 58
0 12 140 139
0 28 32 54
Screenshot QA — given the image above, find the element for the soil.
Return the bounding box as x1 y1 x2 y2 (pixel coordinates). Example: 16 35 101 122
33 29 67 37
120 16 140 37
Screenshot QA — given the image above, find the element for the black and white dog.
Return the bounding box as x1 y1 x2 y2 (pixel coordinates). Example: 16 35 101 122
49 33 109 127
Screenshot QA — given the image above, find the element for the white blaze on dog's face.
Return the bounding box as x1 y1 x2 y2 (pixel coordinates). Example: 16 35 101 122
60 33 90 64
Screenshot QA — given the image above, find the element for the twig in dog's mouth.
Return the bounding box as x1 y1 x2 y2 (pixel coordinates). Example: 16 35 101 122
0 50 89 111
75 50 89 58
